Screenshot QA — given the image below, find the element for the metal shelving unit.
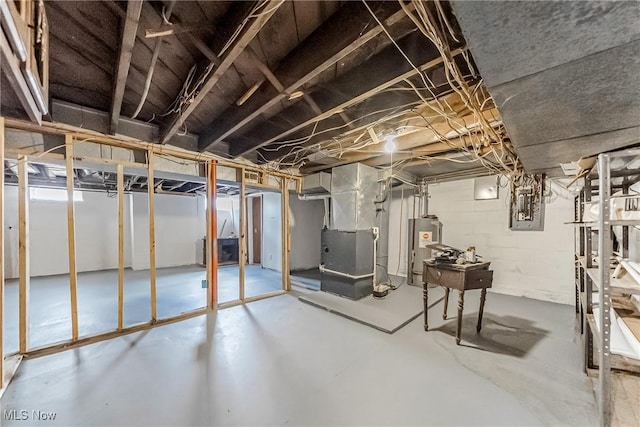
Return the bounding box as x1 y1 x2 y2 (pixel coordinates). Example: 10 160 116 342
574 149 640 427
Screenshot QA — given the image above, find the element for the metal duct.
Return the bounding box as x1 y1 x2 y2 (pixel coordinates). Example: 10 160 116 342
330 163 378 231
301 172 331 195
418 180 429 218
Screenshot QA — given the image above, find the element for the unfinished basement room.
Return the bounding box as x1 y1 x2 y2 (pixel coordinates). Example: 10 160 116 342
0 1 639 426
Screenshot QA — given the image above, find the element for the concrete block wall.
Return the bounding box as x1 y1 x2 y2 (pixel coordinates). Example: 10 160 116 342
388 177 576 305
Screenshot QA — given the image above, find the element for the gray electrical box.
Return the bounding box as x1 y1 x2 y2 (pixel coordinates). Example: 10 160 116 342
509 180 545 231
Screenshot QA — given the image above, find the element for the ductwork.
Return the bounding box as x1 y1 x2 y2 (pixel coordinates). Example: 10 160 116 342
301 172 331 195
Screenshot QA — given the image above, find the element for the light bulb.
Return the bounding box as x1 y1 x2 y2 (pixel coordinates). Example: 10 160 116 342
384 136 396 153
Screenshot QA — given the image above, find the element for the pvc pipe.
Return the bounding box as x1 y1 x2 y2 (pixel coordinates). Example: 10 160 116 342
372 227 379 288
318 264 374 280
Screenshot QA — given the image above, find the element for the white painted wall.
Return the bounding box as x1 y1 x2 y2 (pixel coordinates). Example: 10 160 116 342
4 186 133 278
4 186 204 277
388 177 576 305
387 186 420 278
216 195 240 238
130 192 204 270
247 195 255 264
261 192 282 272
289 195 324 271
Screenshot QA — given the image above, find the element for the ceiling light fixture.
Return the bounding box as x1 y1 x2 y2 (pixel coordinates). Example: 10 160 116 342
384 135 396 153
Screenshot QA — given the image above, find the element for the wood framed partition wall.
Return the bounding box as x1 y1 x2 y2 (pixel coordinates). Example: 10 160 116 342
0 117 300 365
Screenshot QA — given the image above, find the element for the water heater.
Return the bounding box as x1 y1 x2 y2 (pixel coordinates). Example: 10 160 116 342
407 216 442 286
406 182 442 286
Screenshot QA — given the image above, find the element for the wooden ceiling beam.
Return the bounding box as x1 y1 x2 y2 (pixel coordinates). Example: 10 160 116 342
185 33 221 66
300 131 492 175
258 55 477 162
227 33 465 158
197 1 413 152
362 110 500 167
158 0 284 145
257 82 452 163
110 0 143 134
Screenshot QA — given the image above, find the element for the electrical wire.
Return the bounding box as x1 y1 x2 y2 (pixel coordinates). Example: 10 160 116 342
131 3 175 120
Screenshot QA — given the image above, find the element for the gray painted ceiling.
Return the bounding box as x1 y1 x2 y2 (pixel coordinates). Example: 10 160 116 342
451 1 640 176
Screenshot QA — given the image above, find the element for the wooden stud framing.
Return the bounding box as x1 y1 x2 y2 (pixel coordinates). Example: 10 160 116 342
117 164 125 329
0 120 299 358
65 136 79 340
19 307 208 360
0 117 5 385
17 155 29 352
281 178 290 291
148 151 157 322
239 169 246 301
206 161 218 309
3 117 298 183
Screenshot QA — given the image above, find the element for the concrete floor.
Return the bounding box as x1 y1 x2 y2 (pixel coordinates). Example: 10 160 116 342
218 264 283 303
0 288 599 426
3 265 283 353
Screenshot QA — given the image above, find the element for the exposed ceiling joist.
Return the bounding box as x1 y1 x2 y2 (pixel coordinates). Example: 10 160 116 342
158 0 285 145
110 0 143 134
244 45 327 119
257 76 461 163
197 2 412 152
185 33 221 66
228 34 464 158
301 130 486 175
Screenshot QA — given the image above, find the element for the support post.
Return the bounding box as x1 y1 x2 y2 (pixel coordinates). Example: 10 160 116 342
239 169 246 301
148 151 157 321
65 136 79 340
117 164 124 329
206 161 218 309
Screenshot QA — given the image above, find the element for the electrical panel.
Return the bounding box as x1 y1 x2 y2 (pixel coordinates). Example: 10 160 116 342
509 174 545 231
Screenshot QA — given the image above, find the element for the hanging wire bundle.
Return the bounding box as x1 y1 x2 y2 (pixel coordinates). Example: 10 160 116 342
255 0 523 183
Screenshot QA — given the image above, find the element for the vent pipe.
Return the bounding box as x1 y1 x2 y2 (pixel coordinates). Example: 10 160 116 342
418 181 429 218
